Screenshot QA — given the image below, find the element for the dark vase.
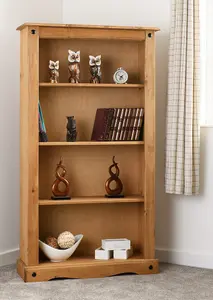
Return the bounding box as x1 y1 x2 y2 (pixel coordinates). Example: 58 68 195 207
66 116 77 142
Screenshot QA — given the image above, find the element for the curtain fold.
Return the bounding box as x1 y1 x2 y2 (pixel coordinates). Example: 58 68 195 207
165 0 200 195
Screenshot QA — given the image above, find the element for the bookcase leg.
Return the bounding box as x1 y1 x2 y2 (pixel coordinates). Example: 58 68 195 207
144 30 156 259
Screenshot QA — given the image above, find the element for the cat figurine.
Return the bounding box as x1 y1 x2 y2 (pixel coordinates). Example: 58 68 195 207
49 60 59 83
68 50 80 83
89 55 101 83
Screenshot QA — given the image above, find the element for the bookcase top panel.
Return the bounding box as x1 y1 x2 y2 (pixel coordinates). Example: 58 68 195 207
17 23 160 32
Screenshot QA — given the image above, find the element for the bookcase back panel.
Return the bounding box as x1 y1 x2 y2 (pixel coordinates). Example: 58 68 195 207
39 88 144 142
39 203 144 257
39 39 145 84
39 146 144 198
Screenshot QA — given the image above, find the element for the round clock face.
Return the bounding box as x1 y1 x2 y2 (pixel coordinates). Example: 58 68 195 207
113 68 128 84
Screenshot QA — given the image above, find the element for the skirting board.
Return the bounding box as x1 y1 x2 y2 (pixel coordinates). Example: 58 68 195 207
156 248 213 269
1 248 213 270
0 248 20 267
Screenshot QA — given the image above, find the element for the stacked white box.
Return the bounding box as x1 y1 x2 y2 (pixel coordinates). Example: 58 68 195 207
101 239 131 250
113 247 133 259
95 247 113 260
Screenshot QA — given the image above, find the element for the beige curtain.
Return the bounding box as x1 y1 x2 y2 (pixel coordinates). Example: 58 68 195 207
165 0 200 195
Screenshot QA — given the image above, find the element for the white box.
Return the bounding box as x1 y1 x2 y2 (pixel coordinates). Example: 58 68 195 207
95 247 113 260
102 239 131 250
113 247 133 259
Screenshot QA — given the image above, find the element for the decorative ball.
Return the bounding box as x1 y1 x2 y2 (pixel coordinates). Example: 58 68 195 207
57 231 75 249
45 236 59 249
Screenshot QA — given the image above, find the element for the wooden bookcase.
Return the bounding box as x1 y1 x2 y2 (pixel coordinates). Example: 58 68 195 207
17 23 159 282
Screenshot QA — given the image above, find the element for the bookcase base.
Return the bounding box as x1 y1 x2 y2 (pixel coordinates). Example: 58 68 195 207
17 258 159 283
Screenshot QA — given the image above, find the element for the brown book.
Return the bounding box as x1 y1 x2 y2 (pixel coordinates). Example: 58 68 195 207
115 108 125 140
127 108 136 140
131 108 140 141
109 109 117 141
119 108 129 141
135 108 144 140
123 108 132 140
91 108 115 141
104 109 115 140
111 108 121 140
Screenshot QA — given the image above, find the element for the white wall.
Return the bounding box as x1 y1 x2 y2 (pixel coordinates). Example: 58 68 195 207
63 0 213 269
0 0 62 266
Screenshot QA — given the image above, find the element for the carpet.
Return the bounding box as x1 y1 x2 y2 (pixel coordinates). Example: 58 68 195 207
0 263 213 300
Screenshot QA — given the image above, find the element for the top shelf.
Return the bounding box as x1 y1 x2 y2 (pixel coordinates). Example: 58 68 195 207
39 83 144 88
17 23 160 31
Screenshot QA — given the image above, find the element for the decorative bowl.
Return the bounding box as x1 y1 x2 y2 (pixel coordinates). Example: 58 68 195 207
39 234 83 262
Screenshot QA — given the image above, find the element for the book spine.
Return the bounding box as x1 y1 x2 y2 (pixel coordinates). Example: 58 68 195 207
119 108 128 141
38 101 48 142
104 109 115 141
111 109 121 141
127 108 136 141
115 108 125 141
131 108 140 141
135 108 144 140
39 131 48 142
91 108 113 141
123 108 132 140
39 101 46 132
108 109 117 141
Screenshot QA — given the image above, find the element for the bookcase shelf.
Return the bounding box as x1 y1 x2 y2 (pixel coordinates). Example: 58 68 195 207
39 83 144 88
17 23 159 282
39 195 144 206
39 141 144 146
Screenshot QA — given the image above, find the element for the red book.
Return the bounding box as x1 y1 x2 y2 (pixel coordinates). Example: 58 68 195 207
123 108 132 140
135 108 144 140
115 108 125 141
127 108 136 141
109 109 117 140
131 108 140 141
111 108 121 141
119 108 129 141
91 108 115 141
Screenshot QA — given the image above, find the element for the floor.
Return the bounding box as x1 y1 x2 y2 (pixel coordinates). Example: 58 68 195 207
0 263 213 300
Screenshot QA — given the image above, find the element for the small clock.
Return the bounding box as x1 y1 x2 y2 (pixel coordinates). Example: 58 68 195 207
113 68 128 84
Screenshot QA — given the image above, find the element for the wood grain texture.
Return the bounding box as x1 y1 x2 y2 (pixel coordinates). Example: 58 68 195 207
39 147 144 198
144 31 156 259
17 259 26 282
39 196 144 205
20 26 39 266
39 39 143 84
39 27 146 41
39 203 144 256
39 141 144 146
39 83 144 88
17 257 158 282
17 23 160 31
39 89 143 142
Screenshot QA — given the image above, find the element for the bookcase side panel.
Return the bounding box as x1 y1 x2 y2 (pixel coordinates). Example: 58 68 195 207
144 31 156 259
20 26 39 266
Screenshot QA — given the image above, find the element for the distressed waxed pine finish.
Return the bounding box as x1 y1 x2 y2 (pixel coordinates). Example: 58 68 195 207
17 23 159 282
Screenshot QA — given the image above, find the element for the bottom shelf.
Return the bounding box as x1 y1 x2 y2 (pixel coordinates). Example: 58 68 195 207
17 255 159 282
39 253 144 267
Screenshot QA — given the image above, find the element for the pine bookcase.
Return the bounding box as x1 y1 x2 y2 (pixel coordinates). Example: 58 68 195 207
17 23 159 282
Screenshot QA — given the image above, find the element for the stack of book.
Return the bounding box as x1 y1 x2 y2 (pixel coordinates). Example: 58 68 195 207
39 102 48 142
91 107 144 141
